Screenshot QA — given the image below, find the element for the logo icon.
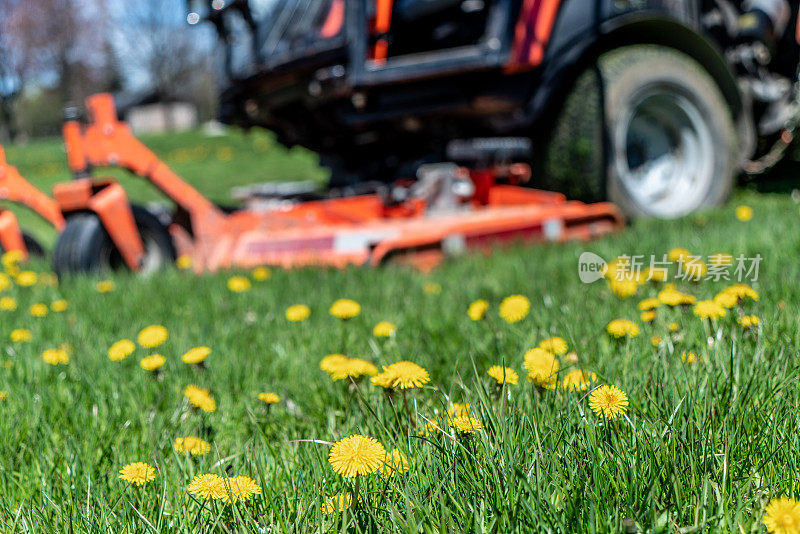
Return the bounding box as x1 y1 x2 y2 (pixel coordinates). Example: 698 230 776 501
578 252 607 283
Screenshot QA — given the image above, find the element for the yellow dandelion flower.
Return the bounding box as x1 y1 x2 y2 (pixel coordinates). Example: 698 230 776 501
380 449 410 477
606 319 639 338
187 474 227 500
175 255 193 270
258 392 279 404
589 385 629 419
423 282 442 295
370 371 395 388
181 346 211 365
140 355 166 372
524 348 559 389
608 278 638 298
119 462 156 486
658 286 696 306
320 354 348 373
560 369 597 391
329 434 386 478
738 315 760 328
221 476 262 503
10 328 31 342
0 391 6 400
723 283 759 301
329 299 361 319
417 420 445 436
49 300 68 313
651 336 662 346
328 358 378 381
323 493 354 515
449 403 472 418
735 205 753 221
174 436 210 456
499 295 530 323
763 497 800 534
667 248 691 262
285 304 310 322
108 339 135 361
487 365 519 385
1 250 23 268
373 321 397 337
467 299 489 321
681 259 707 280
714 291 739 309
15 270 37 287
376 361 430 389
0 296 17 311
183 385 216 413
693 300 727 320
29 303 48 317
0 273 10 292
138 325 168 348
42 348 69 365
227 276 251 293
669 322 680 331
680 351 698 364
538 337 568 355
640 310 656 322
96 280 115 293
638 298 660 311
450 416 483 434
252 266 271 281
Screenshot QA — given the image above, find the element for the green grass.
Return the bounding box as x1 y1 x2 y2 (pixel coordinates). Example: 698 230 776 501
0 132 799 532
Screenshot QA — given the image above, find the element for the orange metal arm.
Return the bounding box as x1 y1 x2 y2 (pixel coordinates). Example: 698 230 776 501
0 145 65 230
0 210 27 256
67 94 223 222
373 0 395 62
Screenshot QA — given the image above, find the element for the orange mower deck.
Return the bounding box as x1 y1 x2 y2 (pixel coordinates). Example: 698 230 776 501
0 145 65 258
56 93 624 273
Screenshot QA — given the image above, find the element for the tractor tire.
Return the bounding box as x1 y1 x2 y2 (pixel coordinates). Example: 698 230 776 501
539 65 606 203
600 45 736 219
53 205 175 277
0 232 45 257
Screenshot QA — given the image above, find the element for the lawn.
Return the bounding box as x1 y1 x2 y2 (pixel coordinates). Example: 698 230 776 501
0 130 799 533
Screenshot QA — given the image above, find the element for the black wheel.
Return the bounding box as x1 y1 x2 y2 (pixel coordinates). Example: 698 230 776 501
53 205 175 276
539 65 605 202
22 233 45 257
601 45 736 219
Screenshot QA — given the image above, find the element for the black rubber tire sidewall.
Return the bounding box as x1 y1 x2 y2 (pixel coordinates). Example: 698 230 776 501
53 205 175 276
601 45 737 219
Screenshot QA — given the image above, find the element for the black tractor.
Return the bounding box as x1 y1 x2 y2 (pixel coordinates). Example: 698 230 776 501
187 0 800 218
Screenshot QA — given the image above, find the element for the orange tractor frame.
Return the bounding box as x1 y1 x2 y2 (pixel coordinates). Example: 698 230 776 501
53 93 623 274
0 145 65 259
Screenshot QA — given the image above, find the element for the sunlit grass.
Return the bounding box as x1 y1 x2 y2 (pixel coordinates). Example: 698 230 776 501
0 133 798 531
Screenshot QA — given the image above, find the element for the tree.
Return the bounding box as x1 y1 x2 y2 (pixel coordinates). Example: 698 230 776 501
110 0 215 104
0 0 116 139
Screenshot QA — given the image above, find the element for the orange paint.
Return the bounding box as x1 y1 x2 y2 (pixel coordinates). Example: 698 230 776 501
56 93 623 273
320 0 345 38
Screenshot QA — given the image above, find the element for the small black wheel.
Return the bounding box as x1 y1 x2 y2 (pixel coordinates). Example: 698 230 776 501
22 233 45 257
53 205 175 276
